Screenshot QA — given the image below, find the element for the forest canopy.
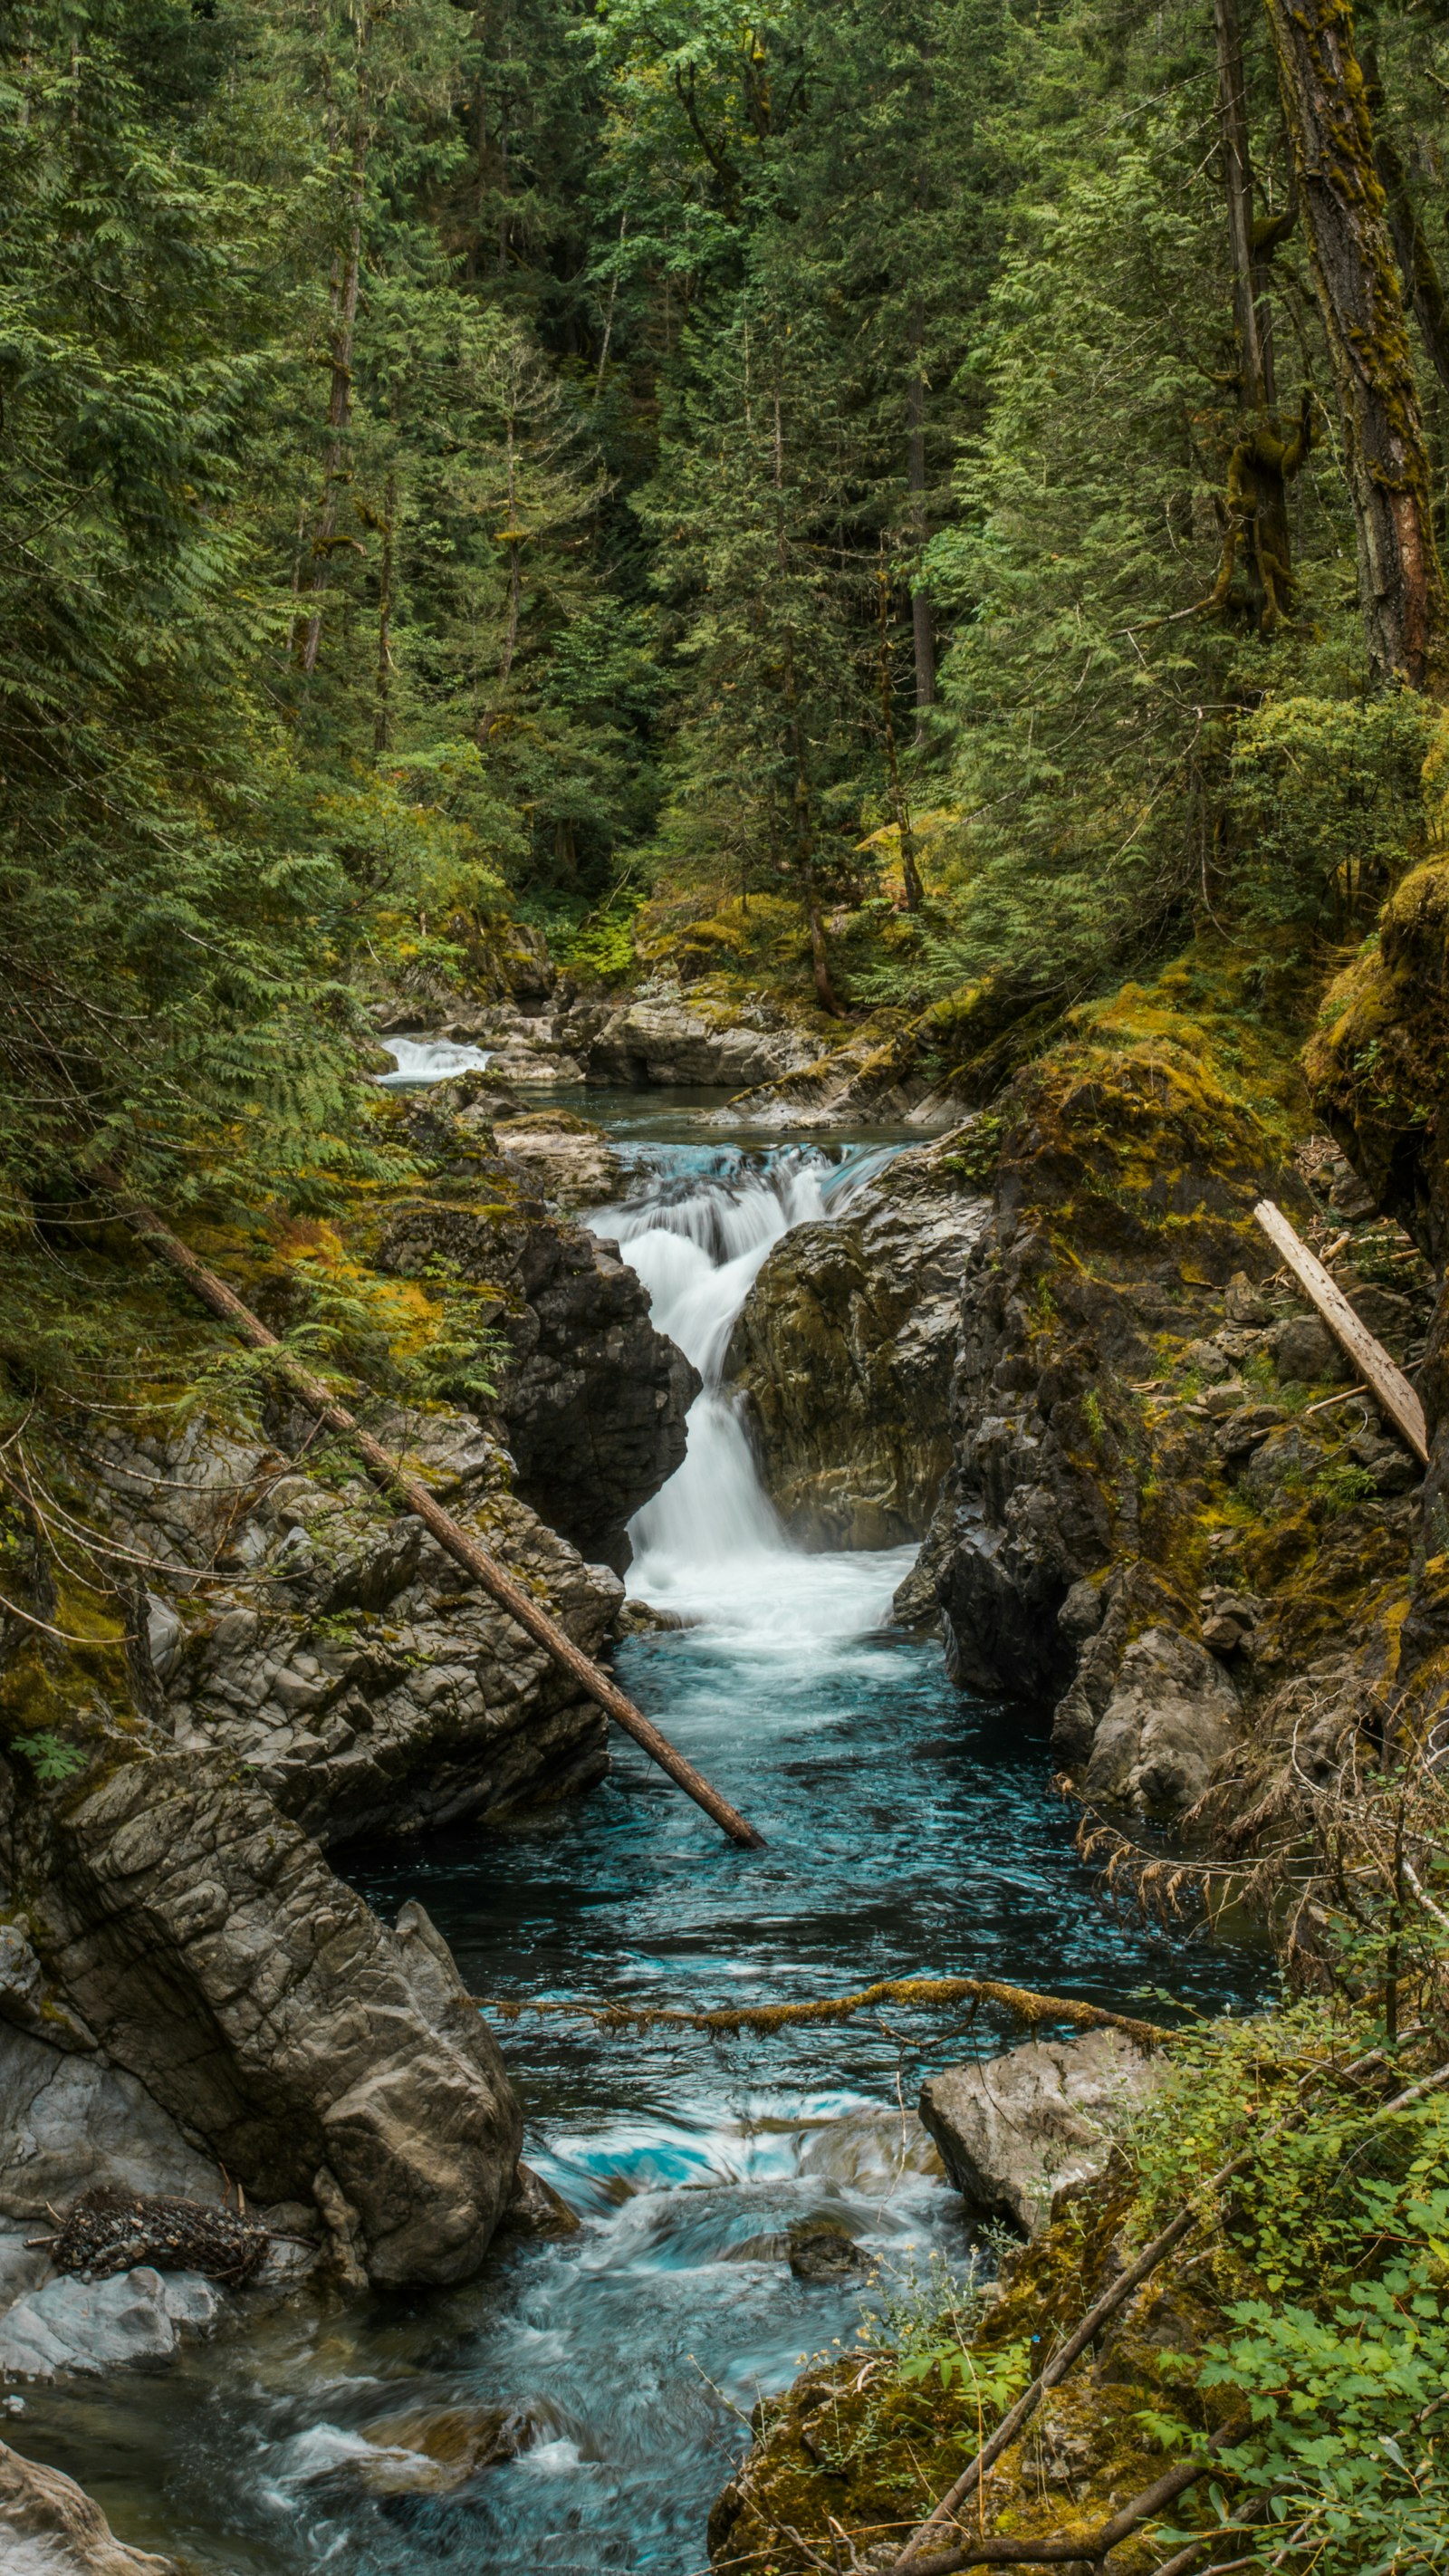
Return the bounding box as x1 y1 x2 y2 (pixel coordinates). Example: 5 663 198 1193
3 0 1449 1212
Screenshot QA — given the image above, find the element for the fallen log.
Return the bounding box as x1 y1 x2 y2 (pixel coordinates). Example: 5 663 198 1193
1252 1198 1428 1464
112 1188 765 1849
484 1973 1174 2048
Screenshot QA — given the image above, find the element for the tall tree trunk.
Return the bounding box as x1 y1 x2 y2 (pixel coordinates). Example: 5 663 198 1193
772 388 843 1017
1262 0 1447 691
1361 42 1449 400
877 541 924 912
373 462 396 755
907 357 936 739
295 113 368 678
1214 0 1271 409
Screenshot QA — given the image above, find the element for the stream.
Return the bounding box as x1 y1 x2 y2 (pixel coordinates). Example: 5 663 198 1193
11 1086 1264 2573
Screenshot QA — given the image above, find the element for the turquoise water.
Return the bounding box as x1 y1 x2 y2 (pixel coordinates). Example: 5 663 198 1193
7 1124 1264 2574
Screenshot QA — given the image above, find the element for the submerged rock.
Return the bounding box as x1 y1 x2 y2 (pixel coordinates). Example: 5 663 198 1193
341 2403 532 2496
0 2438 178 2573
919 2031 1165 2235
785 2216 869 2283
499 2160 581 2239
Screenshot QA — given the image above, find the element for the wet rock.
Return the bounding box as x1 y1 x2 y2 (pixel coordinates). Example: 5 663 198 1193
786 2216 868 2283
919 2031 1165 2235
494 1109 622 1208
727 1132 990 1546
341 2403 531 2495
499 2161 581 2239
0 2437 178 2573
379 1201 697 1570
1080 1626 1240 1812
7 1753 523 2289
0 2267 219 2381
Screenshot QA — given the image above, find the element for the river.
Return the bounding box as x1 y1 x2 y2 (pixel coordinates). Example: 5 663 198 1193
11 1083 1262 2572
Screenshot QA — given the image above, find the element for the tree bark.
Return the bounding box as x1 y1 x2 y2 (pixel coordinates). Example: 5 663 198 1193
878 541 924 911
1262 0 1447 691
1361 43 1449 400
1214 0 1271 409
907 362 936 735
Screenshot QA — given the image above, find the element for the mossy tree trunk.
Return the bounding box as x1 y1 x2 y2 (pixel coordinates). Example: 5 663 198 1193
1262 0 1447 692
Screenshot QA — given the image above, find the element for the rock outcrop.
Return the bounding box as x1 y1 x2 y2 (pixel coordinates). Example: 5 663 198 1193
4 1723 523 2289
90 1405 620 1845
919 2030 1166 2234
378 1200 697 1572
725 1131 990 1547
912 974 1435 1813
0 2439 178 2575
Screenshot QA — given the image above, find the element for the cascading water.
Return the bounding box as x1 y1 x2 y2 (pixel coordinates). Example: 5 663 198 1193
6 1118 1264 2576
600 1145 907 1636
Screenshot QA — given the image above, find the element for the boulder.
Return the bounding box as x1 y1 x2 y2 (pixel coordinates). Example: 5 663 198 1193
6 1753 523 2290
1079 1626 1241 1812
494 1109 623 1208
0 2438 178 2574
379 1202 698 1571
726 1132 990 1546
918 2031 1165 2234
0 2268 218 2382
561 992 821 1091
785 2216 868 2283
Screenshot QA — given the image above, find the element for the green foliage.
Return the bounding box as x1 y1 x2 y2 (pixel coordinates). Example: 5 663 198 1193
12 1732 89 1783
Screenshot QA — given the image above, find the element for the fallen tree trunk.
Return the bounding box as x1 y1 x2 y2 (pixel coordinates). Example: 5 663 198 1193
486 1973 1173 2048
1253 1198 1428 1463
113 1189 766 1849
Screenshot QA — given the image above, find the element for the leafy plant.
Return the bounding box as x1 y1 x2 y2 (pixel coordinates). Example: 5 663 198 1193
12 1732 88 1784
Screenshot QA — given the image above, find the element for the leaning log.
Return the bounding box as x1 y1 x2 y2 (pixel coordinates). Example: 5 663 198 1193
113 1189 765 1848
1253 1198 1428 1464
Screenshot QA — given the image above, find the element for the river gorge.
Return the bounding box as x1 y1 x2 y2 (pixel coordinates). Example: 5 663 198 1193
1 1072 1266 2576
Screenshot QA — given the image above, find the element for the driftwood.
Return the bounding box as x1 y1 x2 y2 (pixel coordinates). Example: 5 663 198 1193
1253 1198 1429 1464
39 2187 272 2286
111 1187 764 1849
485 1974 1175 2049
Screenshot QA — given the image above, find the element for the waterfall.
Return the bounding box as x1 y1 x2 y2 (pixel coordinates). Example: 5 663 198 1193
375 1032 494 1086
598 1148 913 1638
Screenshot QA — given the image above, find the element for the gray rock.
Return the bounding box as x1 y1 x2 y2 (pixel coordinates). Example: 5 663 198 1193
494 1110 622 1207
0 2268 218 2381
1080 1625 1240 1811
0 2437 178 2573
9 1747 523 2288
726 1132 990 1546
0 2023 217 2229
379 1201 698 1571
785 2216 868 2282
919 2031 1165 2234
561 993 820 1091
1270 1316 1349 1385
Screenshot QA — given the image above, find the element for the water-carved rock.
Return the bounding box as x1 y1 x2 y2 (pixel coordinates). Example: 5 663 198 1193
0 2438 178 2574
726 1131 989 1547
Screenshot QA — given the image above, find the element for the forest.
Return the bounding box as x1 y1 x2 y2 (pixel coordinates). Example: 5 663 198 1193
6 5 1449 2574
7 0 1449 1253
